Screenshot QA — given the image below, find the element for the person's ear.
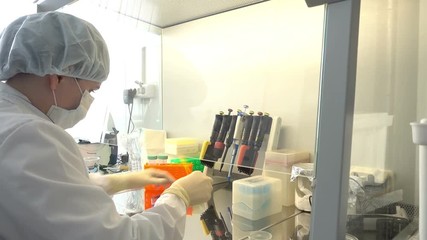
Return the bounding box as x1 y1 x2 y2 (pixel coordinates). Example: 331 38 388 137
47 75 61 91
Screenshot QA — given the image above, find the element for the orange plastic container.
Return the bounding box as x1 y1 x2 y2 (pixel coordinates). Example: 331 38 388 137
144 163 193 212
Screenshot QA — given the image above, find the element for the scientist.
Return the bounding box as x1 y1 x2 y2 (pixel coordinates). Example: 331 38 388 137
0 11 213 240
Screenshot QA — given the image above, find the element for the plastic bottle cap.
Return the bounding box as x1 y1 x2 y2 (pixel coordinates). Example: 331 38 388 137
147 155 157 160
158 155 168 160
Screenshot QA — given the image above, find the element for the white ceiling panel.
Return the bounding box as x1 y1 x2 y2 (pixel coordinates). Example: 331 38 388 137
127 0 270 28
36 0 270 28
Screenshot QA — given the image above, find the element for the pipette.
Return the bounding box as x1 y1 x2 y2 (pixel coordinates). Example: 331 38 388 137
219 114 237 172
237 112 271 175
227 106 250 181
200 111 224 168
214 109 233 160
236 112 256 175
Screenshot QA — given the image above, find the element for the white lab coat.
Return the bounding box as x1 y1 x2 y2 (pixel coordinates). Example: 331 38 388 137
0 83 187 240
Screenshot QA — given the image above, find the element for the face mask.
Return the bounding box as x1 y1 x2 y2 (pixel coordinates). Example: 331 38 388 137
47 78 94 129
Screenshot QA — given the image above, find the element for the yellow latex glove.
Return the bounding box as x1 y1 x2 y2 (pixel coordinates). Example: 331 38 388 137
90 168 175 195
162 171 213 207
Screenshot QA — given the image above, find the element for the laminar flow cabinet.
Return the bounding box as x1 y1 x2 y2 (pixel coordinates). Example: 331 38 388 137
161 0 423 237
39 0 424 239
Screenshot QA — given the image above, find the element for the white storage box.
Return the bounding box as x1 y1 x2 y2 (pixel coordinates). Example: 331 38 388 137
140 129 167 156
263 149 310 207
232 176 282 220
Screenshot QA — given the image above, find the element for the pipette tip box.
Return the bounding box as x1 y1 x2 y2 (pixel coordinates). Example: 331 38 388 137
232 175 282 220
165 138 199 156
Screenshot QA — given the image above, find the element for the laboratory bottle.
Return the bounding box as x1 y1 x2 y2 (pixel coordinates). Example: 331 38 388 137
157 154 168 164
147 155 158 164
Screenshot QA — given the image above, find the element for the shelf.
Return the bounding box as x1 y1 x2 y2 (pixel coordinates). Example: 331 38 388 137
233 206 302 239
197 172 303 239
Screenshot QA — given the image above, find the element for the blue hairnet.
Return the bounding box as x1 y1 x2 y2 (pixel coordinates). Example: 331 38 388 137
0 11 110 82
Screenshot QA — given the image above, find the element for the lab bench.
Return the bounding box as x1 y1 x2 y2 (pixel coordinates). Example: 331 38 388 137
199 170 303 240
112 167 304 240
112 164 420 240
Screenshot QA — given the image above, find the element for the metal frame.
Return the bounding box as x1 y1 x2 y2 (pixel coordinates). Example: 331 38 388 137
305 0 345 7
307 0 361 239
35 0 76 12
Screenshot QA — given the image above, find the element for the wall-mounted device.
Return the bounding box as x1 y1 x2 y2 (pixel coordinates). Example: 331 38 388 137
135 81 156 99
123 88 137 104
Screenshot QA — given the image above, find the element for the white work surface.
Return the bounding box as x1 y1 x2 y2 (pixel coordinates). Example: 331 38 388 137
112 190 211 240
112 177 300 240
